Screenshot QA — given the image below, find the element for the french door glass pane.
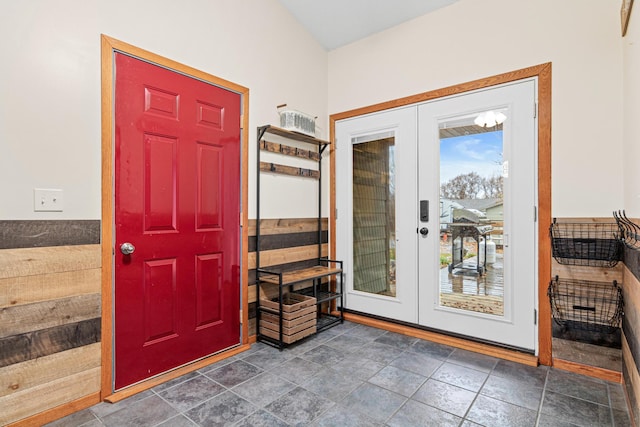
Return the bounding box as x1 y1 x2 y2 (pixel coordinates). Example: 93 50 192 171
438 109 506 316
352 135 396 297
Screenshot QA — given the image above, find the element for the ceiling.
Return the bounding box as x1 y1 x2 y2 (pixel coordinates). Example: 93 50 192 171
277 0 460 51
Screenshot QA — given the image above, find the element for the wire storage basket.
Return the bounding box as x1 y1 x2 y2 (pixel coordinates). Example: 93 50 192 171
549 220 623 267
547 276 623 333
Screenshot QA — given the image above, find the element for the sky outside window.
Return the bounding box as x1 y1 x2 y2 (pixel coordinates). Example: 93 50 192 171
440 130 503 185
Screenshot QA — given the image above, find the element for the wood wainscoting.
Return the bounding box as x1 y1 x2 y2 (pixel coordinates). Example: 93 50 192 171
0 243 101 426
623 243 640 424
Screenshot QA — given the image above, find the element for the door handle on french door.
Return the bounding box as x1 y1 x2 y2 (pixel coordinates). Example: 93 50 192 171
418 227 429 236
120 242 135 255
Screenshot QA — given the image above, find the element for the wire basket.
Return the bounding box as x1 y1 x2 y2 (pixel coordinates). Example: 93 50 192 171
549 220 622 267
547 276 623 333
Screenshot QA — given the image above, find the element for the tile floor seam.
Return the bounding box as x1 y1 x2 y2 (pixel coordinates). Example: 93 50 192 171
375 347 469 425
198 388 259 426
383 395 412 425
457 361 494 425
410 386 470 423
533 367 550 427
170 381 233 422
303 397 338 426
231 404 290 427
238 371 298 404
155 380 227 417
197 371 235 391
151 391 183 419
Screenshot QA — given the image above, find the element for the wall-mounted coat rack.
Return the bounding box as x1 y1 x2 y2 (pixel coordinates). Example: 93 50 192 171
614 210 640 250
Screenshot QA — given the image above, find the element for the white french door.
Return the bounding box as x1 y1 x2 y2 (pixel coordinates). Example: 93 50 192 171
418 80 537 351
335 79 537 351
335 107 418 323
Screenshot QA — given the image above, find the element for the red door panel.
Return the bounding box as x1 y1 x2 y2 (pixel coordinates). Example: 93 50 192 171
114 53 241 389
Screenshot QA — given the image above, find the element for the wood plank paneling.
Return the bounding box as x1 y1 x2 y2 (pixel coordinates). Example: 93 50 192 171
248 231 327 252
624 265 640 375
0 294 100 339
0 269 100 309
0 245 100 280
0 343 100 398
0 220 100 250
7 392 101 427
623 336 640 424
0 367 100 426
249 244 328 270
248 218 327 237
551 261 623 283
0 318 101 368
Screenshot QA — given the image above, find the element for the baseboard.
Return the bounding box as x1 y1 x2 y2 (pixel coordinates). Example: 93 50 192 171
7 392 100 427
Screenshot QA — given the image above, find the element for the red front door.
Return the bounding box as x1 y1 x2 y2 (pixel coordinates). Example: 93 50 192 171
114 53 241 389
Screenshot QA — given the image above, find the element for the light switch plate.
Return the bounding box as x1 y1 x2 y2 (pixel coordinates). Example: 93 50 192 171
34 188 64 212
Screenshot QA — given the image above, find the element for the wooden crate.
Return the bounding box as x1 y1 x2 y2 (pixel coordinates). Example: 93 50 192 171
259 293 317 344
260 293 316 313
260 322 316 344
260 317 316 336
261 310 316 329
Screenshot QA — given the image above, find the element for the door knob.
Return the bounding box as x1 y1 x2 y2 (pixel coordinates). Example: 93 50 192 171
419 227 429 236
120 242 135 255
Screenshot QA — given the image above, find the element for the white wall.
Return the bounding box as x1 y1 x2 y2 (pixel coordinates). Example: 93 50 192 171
624 4 640 217
328 0 624 218
0 0 328 220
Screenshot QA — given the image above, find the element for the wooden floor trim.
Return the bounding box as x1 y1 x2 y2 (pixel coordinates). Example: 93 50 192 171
103 344 250 403
343 312 539 367
7 392 100 427
553 358 622 383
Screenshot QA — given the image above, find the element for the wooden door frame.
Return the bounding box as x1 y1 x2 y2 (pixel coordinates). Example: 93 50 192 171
100 35 249 400
329 63 553 365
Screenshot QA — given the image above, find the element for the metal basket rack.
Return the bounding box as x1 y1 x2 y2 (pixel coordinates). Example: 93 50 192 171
547 276 623 333
549 219 623 267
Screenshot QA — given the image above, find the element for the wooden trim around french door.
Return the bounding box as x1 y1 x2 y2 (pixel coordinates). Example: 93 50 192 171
100 35 250 400
329 63 552 366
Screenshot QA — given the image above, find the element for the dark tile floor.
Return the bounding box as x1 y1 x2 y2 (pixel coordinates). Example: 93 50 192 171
47 321 631 426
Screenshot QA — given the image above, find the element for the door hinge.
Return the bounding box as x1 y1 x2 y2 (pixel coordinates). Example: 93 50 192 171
534 309 538 325
534 102 538 119
240 310 243 323
335 208 338 220
240 212 244 227
534 206 537 222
